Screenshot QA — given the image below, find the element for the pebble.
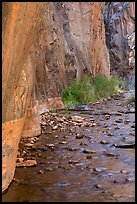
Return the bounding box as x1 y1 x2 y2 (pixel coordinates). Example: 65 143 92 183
103 151 117 157
59 141 67 144
100 140 109 144
80 142 88 146
38 169 44 174
125 177 135 182
16 158 24 163
25 143 33 147
93 167 108 173
92 122 97 127
115 119 123 123
83 149 96 154
46 144 55 147
86 155 93 159
107 132 113 136
115 112 122 116
68 160 79 164
114 127 120 130
124 120 130 124
65 147 79 151
95 184 103 189
44 167 53 171
113 179 119 183
16 160 37 167
76 134 83 139
120 169 127 174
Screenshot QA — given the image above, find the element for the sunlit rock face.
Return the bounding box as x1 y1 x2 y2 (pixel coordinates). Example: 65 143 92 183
2 2 46 192
2 2 110 192
104 2 135 89
54 2 110 81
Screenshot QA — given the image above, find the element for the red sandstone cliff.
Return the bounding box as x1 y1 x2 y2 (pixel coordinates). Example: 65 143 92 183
2 2 110 192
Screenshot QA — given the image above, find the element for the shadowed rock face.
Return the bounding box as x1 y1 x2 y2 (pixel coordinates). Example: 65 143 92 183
104 2 135 89
2 2 110 192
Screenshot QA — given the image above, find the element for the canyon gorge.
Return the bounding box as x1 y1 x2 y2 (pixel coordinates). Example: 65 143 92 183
2 2 135 195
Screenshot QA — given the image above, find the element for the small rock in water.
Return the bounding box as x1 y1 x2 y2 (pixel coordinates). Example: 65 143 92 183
107 132 113 136
65 147 79 151
86 155 93 159
25 143 33 147
95 184 103 189
115 119 123 123
46 144 55 147
76 134 83 139
92 122 97 127
100 140 109 144
59 141 67 144
44 167 53 171
115 112 122 116
120 169 127 174
93 167 108 173
125 177 135 182
16 160 37 167
103 151 118 157
68 160 79 164
83 149 96 154
38 169 44 174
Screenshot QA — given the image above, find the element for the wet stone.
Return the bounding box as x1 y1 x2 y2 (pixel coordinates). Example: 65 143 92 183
83 149 96 154
16 160 37 167
25 143 33 147
115 119 123 123
76 134 83 139
120 169 127 174
103 151 118 157
59 141 67 144
38 169 44 174
107 132 113 136
100 140 109 144
95 184 103 189
86 155 93 159
44 167 53 171
68 160 79 164
93 167 108 173
65 147 79 151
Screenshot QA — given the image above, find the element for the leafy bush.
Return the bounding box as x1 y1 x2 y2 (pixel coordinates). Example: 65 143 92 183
62 74 126 108
62 75 95 108
93 75 126 99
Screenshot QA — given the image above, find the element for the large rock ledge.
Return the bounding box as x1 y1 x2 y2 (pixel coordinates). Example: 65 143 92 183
2 117 25 192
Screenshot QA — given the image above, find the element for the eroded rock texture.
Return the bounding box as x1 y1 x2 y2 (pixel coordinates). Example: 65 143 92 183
2 2 47 192
54 2 110 81
2 2 110 192
104 2 135 89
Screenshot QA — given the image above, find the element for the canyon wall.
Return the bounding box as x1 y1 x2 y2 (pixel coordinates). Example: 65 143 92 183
2 2 110 192
104 2 135 90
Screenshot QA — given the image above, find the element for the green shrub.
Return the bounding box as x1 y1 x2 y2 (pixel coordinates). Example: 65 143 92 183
62 74 126 108
93 75 126 99
62 75 95 108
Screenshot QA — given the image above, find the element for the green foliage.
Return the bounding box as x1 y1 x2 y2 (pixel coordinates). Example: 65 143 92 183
93 75 126 99
62 74 126 108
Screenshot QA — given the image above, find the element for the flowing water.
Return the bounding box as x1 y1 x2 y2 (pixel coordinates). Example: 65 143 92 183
2 93 135 202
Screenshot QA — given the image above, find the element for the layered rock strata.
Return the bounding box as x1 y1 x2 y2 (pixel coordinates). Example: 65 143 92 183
2 2 110 192
104 2 135 89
